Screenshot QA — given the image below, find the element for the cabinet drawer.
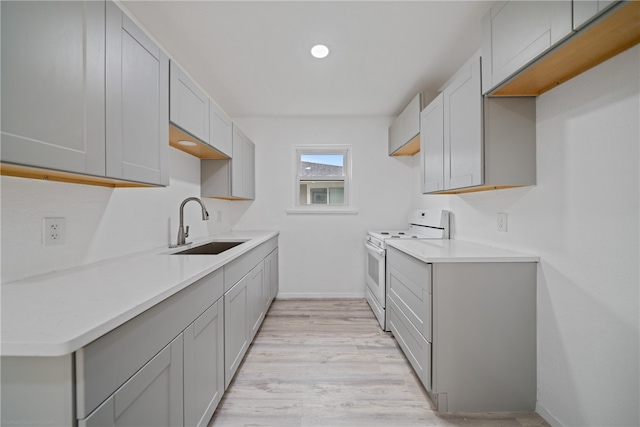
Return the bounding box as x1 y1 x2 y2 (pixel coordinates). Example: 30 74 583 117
388 297 431 391
224 237 277 292
387 247 432 340
75 268 223 419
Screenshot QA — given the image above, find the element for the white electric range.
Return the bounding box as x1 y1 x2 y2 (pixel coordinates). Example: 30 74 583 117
364 209 450 330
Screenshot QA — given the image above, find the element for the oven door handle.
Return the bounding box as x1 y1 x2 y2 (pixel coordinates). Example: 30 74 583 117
365 241 386 257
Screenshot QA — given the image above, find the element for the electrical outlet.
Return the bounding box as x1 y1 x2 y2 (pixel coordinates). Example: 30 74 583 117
43 217 66 246
497 212 508 232
216 210 222 223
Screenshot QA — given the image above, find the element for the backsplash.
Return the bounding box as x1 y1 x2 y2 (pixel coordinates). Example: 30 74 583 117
1 148 234 283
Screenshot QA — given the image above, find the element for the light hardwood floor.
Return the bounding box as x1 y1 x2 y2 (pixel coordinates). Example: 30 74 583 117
209 299 550 427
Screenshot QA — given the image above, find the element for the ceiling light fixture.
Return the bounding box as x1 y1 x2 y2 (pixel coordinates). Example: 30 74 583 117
177 140 197 147
311 44 329 59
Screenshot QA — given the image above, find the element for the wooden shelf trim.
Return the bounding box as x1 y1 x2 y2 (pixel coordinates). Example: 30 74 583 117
169 125 229 160
490 1 640 97
1 163 154 188
391 134 421 157
434 185 529 195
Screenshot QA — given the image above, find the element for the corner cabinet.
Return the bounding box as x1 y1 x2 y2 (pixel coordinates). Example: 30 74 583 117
387 246 537 413
105 2 169 186
201 124 256 200
1 0 170 187
420 57 536 194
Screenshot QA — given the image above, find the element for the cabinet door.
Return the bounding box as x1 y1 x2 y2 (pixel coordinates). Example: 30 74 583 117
1 1 105 175
170 62 209 143
106 2 169 186
79 334 184 427
224 276 250 389
247 262 265 341
264 249 279 307
230 126 245 198
443 59 483 190
481 1 572 93
243 138 256 200
184 300 224 427
209 101 233 157
573 0 618 30
420 93 444 194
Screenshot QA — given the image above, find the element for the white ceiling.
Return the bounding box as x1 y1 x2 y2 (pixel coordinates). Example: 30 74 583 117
122 1 494 118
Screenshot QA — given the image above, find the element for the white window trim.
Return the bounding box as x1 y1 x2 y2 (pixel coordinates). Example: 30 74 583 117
286 144 358 215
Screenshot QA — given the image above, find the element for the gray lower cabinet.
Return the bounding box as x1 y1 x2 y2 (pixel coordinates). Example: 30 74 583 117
224 273 250 390
1 238 278 427
223 237 278 389
481 1 573 94
184 299 224 427
248 262 266 341
0 0 169 186
106 1 169 186
264 248 279 308
420 57 536 194
0 0 106 176
79 334 184 427
386 246 537 413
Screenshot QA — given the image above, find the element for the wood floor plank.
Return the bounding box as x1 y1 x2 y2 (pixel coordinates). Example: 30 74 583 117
208 299 550 427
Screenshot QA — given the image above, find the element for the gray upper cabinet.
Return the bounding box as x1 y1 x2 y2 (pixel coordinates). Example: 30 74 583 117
481 1 572 94
1 0 170 187
444 59 483 190
573 0 618 30
388 94 423 156
420 93 445 194
1 1 106 176
201 124 256 200
170 61 210 144
421 57 536 194
106 2 169 186
209 101 233 158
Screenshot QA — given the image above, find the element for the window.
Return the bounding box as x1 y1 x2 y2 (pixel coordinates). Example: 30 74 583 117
290 145 355 214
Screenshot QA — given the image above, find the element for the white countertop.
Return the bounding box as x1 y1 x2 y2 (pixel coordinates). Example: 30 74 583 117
1 230 278 357
386 239 539 263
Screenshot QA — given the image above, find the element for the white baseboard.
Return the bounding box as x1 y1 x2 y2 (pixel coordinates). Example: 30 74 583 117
536 403 564 427
276 292 365 299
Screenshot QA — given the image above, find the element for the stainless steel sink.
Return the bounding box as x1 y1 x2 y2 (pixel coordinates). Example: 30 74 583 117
172 241 246 255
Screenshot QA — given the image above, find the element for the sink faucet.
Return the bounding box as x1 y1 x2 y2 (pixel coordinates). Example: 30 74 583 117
176 197 210 247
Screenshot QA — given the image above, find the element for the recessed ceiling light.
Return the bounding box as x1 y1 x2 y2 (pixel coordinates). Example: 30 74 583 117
177 140 197 147
311 44 329 59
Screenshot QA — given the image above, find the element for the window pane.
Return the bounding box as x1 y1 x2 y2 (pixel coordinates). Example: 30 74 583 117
300 154 344 177
299 180 344 205
328 187 344 204
310 188 327 204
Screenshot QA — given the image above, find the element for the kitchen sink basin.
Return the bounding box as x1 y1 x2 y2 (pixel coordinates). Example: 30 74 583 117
172 240 246 255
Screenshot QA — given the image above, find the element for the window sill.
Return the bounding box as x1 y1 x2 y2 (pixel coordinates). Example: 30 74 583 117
286 207 359 215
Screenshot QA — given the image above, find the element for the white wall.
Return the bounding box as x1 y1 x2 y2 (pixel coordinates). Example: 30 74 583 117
231 117 415 298
1 148 234 283
414 47 640 427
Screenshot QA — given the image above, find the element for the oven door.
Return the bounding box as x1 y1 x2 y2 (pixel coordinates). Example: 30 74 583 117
365 241 386 309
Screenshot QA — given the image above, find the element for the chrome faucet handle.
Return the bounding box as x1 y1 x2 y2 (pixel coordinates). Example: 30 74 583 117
185 226 189 238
